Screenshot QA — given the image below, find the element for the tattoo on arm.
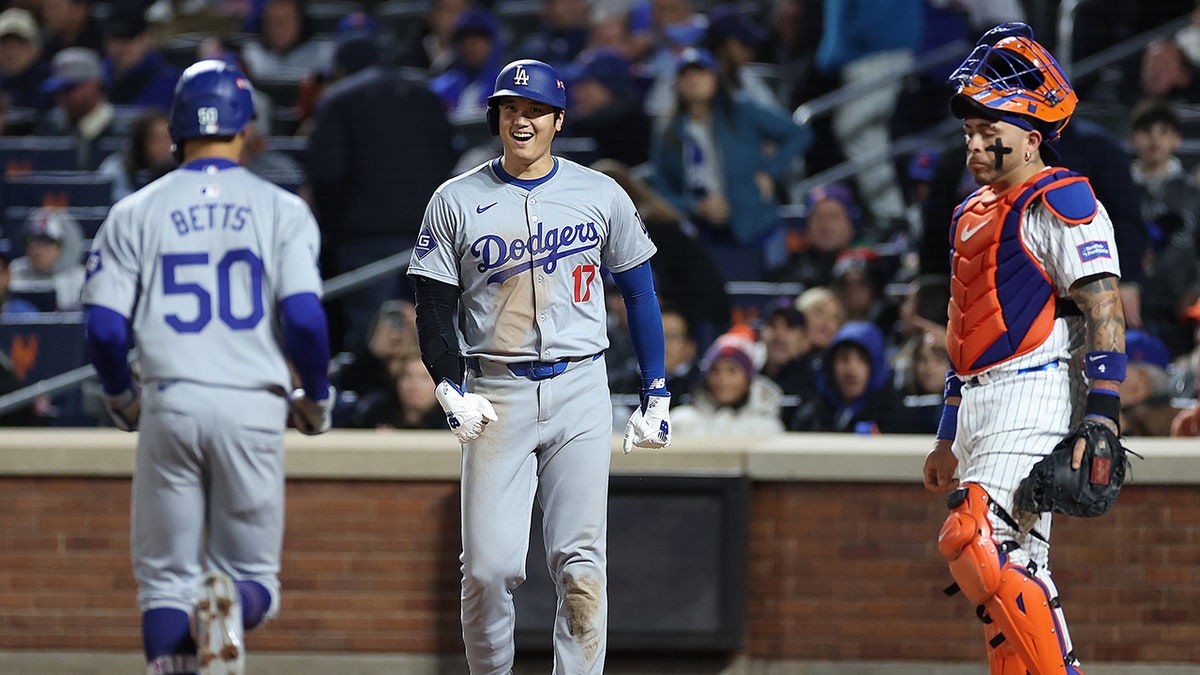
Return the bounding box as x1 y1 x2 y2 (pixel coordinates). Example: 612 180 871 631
1069 273 1126 352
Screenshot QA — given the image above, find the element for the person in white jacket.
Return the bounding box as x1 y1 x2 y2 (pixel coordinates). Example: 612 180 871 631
671 331 786 437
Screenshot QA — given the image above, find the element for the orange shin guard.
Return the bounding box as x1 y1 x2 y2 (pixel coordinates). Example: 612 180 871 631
939 484 1074 675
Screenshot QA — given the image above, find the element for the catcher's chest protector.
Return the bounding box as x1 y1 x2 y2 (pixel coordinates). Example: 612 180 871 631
947 169 1097 375
939 484 1077 675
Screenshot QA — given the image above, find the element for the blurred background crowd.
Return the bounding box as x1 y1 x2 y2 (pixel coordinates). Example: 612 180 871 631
1 0 1199 438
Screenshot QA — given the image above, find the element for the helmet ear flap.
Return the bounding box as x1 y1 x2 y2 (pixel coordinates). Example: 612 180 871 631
487 105 499 136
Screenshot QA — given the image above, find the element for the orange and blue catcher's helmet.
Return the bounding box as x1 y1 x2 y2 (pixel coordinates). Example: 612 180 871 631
948 22 1077 142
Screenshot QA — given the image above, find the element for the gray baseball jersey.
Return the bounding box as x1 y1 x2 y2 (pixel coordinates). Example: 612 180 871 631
407 156 656 361
83 164 323 391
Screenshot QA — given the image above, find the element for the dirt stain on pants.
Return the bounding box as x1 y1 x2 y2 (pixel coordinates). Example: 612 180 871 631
564 574 603 663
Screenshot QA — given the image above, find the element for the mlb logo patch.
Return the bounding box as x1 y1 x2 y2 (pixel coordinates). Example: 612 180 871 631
1077 240 1111 262
414 226 438 260
200 184 220 198
85 250 102 279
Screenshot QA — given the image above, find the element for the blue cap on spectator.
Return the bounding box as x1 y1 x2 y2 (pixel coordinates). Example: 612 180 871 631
563 48 636 97
706 4 765 46
452 9 499 43
766 296 807 329
1125 330 1171 370
805 182 862 231
908 149 941 182
676 47 718 74
337 10 377 40
43 47 103 93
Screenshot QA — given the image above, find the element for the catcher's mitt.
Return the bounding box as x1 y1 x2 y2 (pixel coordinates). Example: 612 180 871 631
1015 419 1139 518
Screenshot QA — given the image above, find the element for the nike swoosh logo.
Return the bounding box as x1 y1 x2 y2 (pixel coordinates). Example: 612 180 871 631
476 202 498 214
960 217 992 242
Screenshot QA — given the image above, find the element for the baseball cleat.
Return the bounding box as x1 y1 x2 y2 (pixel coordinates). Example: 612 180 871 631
196 571 244 675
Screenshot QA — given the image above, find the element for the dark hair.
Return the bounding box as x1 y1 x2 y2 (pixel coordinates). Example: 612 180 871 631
1130 97 1181 133
124 110 170 177
912 274 951 325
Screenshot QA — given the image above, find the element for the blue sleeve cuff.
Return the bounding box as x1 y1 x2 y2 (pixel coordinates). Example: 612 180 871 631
84 305 133 396
280 293 332 399
611 262 667 393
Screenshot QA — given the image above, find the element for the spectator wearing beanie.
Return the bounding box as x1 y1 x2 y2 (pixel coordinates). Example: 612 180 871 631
770 181 864 288
671 332 786 437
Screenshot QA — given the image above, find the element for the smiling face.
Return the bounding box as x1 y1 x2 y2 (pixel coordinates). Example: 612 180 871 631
496 95 563 179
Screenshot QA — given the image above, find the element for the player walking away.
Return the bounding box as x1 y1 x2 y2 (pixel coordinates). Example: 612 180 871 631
81 60 334 675
408 58 671 675
922 23 1126 675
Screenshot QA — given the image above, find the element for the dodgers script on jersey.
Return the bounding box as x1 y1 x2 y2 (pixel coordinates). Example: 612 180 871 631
409 157 656 362
82 164 323 391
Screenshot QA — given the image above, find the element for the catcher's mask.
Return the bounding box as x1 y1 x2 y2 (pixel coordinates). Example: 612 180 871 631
948 22 1076 143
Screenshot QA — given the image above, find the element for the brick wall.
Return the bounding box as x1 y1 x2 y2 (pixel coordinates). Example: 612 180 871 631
2 477 1197 663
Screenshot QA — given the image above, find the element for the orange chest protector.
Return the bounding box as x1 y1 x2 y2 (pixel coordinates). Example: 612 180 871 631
946 169 1097 375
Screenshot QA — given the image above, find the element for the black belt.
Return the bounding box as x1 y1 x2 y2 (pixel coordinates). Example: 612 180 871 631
466 353 601 381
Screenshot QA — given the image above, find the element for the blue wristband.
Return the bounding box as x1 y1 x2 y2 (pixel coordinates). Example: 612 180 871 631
943 371 963 400
936 403 959 441
1084 350 1127 382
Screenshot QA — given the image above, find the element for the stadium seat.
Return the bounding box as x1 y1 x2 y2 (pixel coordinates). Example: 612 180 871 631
4 205 109 250
0 137 78 175
267 135 309 164
5 171 114 209
306 0 363 34
0 312 89 425
376 0 427 39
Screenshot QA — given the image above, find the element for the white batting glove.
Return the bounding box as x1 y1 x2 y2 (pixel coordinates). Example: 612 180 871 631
435 379 498 444
104 382 141 432
289 385 335 435
623 393 671 454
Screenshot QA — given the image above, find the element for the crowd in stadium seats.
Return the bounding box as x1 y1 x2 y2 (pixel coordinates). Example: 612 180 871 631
1 0 1199 437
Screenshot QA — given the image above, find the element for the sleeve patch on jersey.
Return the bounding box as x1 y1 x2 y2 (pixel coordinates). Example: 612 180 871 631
85 250 102 279
1043 178 1097 224
1077 240 1111 262
414 226 438 260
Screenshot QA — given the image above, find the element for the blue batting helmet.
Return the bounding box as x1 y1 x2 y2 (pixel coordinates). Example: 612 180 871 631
486 59 566 136
169 59 256 145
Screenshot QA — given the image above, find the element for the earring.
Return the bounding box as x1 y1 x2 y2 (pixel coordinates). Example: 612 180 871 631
1025 152 1031 161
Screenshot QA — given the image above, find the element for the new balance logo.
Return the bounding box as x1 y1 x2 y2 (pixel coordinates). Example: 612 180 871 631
513 65 530 86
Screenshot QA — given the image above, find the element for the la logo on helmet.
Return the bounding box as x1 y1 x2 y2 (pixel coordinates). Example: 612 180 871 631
513 65 530 86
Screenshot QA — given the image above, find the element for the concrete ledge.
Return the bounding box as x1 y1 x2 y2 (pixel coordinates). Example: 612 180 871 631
1 652 1197 675
2 429 1197 484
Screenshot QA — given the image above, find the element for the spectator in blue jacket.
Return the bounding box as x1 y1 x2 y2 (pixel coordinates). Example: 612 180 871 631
649 47 812 276
789 320 916 433
428 8 505 123
101 5 179 111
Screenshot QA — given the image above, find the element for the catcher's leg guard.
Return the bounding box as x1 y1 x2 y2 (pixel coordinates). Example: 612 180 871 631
939 484 1080 675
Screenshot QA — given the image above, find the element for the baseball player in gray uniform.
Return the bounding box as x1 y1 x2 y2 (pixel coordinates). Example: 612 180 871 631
82 60 333 675
408 59 672 674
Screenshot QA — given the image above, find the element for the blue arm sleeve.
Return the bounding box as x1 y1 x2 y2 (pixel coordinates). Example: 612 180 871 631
611 262 667 395
280 292 332 400
84 305 133 396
